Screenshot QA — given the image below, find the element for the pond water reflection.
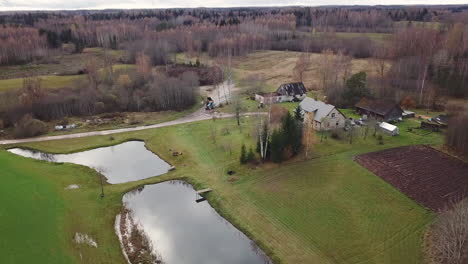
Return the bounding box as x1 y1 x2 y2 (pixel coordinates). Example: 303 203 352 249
119 180 271 264
8 141 171 184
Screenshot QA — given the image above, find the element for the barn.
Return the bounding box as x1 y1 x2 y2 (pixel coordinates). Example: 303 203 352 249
355 98 403 122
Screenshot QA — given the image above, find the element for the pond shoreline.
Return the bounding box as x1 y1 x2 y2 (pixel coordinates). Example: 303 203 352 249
117 180 272 264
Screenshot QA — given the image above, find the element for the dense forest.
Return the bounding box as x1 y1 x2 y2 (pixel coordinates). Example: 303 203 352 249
0 6 467 139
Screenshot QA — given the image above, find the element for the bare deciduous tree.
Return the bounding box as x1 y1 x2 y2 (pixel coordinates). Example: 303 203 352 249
136 52 151 80
293 53 311 83
429 198 468 264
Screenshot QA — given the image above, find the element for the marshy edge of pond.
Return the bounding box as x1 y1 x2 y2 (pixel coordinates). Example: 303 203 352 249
118 178 279 264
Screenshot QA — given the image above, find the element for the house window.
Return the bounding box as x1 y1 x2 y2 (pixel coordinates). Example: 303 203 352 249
336 122 339 126
331 113 336 118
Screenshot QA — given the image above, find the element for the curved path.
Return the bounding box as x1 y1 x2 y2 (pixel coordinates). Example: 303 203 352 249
0 82 263 145
0 111 262 145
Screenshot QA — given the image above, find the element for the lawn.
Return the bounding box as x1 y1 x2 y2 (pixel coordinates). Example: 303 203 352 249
3 114 445 263
0 151 75 264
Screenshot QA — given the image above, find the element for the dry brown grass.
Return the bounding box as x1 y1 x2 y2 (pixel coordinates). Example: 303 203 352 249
232 50 391 93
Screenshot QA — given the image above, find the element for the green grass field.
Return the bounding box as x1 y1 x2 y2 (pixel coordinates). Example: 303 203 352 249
0 75 85 92
2 113 444 263
0 152 75 263
313 32 392 43
0 64 135 92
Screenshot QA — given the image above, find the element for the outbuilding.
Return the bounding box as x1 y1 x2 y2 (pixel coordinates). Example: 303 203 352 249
255 82 307 104
379 122 399 136
355 97 403 122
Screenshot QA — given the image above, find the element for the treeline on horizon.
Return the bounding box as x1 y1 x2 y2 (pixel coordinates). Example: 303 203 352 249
0 5 467 137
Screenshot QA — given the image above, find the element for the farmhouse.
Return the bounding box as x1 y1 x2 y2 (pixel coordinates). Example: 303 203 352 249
299 97 346 131
355 97 403 122
255 82 307 104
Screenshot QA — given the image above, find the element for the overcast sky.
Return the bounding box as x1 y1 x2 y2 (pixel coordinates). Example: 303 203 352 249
0 0 467 11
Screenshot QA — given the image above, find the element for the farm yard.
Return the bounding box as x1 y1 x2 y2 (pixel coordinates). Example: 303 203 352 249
355 145 468 211
1 113 447 264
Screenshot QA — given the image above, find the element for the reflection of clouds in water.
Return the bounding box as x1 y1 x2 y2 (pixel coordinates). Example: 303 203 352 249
7 141 171 184
123 180 271 264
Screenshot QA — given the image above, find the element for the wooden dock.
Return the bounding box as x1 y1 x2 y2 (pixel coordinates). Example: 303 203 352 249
195 188 212 203
196 188 212 195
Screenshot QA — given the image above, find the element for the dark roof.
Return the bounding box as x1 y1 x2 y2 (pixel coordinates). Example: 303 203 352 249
355 97 401 116
433 114 449 125
277 82 306 96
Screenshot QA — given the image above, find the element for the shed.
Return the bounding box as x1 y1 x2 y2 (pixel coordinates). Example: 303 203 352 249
402 110 415 118
379 122 399 136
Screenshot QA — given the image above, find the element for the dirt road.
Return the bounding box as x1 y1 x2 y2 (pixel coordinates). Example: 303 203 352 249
0 82 260 145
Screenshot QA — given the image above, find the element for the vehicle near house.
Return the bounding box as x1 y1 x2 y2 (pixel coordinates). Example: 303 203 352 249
421 114 449 131
54 124 77 131
299 97 346 131
255 82 307 104
355 97 403 122
205 97 215 110
379 122 399 136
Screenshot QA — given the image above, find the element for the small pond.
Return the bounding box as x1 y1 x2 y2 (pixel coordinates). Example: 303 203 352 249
117 180 271 264
8 141 172 184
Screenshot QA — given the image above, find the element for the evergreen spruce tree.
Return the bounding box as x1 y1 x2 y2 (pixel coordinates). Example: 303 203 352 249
246 147 255 163
270 130 284 163
294 105 304 122
240 144 247 164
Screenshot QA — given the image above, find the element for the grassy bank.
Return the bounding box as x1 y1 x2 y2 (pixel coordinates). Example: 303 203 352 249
3 114 444 263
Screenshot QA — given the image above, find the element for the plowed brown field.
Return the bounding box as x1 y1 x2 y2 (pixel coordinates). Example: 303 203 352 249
355 145 468 211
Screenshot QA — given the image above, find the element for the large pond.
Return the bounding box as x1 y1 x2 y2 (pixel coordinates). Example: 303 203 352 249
117 180 271 264
8 141 172 184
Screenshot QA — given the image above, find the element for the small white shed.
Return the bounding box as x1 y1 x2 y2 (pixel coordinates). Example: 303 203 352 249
379 122 399 136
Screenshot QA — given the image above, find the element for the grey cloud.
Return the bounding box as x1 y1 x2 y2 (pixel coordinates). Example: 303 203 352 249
0 0 467 11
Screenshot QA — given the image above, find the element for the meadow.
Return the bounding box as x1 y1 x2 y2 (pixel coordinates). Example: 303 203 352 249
1 113 444 263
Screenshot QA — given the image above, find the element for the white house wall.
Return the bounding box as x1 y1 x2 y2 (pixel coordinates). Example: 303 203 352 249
305 108 346 131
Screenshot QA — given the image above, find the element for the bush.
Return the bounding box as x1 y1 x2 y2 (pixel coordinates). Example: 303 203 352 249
128 115 142 125
58 118 69 126
377 135 384 145
331 131 341 139
13 114 48 138
246 147 256 163
94 102 105 114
